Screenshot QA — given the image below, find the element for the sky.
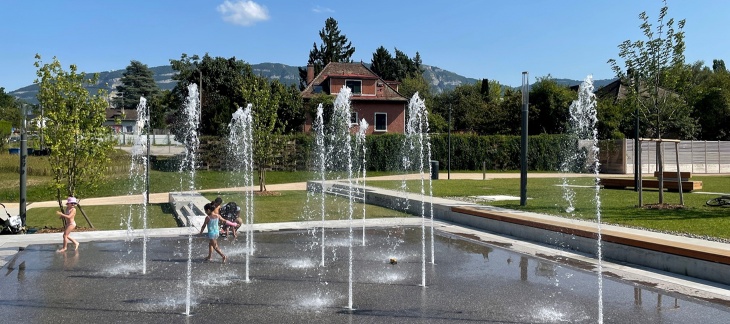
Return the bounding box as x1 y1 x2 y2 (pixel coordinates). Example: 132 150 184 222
1 0 729 93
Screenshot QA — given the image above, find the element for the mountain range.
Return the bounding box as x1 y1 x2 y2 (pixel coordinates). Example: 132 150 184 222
8 63 615 104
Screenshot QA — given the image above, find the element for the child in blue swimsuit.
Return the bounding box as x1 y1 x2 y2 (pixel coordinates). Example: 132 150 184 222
199 203 227 263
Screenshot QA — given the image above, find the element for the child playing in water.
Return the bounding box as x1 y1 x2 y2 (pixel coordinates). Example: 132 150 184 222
199 202 227 263
56 196 79 252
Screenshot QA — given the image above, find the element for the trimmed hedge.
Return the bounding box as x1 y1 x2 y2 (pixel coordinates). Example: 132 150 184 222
189 133 572 172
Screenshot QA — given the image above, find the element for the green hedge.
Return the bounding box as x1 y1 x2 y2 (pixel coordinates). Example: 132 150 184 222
176 133 573 172
427 133 570 172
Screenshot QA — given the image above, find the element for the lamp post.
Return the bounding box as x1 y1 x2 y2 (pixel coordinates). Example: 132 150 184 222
19 103 29 228
520 72 529 206
146 107 151 206
448 104 451 180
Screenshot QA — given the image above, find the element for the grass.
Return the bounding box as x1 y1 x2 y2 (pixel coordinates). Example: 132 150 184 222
201 191 410 223
26 203 178 231
23 188 410 230
365 176 730 240
5 153 730 239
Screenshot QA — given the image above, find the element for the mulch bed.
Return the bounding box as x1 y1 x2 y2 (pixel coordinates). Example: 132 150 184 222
642 203 686 210
254 191 281 197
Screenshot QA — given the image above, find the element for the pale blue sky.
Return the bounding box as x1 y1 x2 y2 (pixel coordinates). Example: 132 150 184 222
1 0 728 92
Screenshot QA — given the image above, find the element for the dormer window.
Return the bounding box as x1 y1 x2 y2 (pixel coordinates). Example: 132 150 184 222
345 80 362 95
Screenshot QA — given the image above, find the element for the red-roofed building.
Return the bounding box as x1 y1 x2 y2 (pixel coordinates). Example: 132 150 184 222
301 62 408 135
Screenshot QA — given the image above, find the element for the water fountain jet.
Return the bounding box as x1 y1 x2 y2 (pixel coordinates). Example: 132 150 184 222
564 75 604 323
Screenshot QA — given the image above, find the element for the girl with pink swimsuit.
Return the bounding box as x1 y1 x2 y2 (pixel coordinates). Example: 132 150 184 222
56 196 80 252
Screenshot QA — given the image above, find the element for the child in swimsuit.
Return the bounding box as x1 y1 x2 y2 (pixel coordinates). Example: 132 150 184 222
199 203 227 263
56 196 80 252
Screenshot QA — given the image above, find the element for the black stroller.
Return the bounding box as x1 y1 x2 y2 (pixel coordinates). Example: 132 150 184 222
1 203 25 234
219 202 241 237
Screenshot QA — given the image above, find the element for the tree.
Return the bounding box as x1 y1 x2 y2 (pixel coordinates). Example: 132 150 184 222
370 46 396 81
369 47 423 82
596 97 634 139
400 74 440 130
149 89 173 129
607 0 687 203
528 76 577 135
168 53 253 139
273 82 305 134
113 60 161 111
241 75 281 192
432 82 488 134
34 54 115 225
298 17 355 89
394 49 422 80
304 93 335 130
0 87 22 129
496 88 523 135
690 62 730 140
713 59 727 73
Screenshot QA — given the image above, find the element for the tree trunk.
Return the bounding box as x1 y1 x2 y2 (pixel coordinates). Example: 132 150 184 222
657 141 664 204
76 204 94 228
259 168 267 192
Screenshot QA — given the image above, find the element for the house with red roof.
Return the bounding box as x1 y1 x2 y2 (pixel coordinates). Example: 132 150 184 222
300 62 408 135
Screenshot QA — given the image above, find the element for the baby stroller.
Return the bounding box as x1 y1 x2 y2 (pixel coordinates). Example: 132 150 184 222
1 203 25 234
219 202 241 237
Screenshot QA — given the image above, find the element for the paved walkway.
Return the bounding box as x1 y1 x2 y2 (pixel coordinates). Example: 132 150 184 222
3 172 725 211
0 172 601 210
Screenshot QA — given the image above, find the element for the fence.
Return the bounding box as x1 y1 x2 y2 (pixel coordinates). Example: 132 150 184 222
622 140 730 174
111 134 182 146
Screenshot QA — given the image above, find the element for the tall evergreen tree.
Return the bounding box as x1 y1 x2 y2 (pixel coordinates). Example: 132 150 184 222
713 59 727 73
369 47 423 82
370 46 396 81
114 60 160 111
298 17 355 89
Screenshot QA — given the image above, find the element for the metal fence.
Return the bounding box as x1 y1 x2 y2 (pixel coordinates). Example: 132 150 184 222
111 134 182 146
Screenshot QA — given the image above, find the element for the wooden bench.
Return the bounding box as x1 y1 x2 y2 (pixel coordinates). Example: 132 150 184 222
653 171 691 181
600 176 703 192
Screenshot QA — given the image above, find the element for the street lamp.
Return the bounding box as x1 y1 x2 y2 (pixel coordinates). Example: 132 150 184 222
146 106 151 206
448 104 451 180
19 103 30 228
520 72 529 206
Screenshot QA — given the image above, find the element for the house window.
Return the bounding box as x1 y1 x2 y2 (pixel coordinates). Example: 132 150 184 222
374 113 387 132
313 85 323 93
345 80 362 95
350 112 358 125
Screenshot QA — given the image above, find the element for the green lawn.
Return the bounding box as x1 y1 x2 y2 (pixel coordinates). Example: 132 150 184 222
5 152 729 239
25 190 410 231
365 176 730 240
26 203 178 231
202 191 409 223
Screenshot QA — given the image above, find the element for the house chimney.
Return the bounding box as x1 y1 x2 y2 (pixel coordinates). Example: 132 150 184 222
306 64 314 85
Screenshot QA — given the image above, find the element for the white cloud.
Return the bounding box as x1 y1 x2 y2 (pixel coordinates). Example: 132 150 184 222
217 0 270 26
312 5 334 14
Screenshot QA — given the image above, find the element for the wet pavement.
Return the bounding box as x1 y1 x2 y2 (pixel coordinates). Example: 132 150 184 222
2 226 729 323
2 173 730 322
